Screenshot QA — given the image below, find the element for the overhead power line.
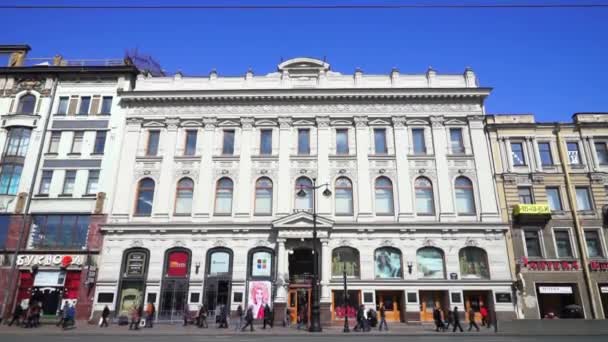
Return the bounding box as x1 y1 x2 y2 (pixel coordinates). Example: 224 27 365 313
2 3 608 10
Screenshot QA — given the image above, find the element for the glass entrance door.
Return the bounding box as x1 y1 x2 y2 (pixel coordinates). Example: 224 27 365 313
159 279 188 321
287 288 311 324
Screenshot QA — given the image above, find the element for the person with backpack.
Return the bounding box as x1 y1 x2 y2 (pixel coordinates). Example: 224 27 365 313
241 305 254 332
100 305 110 327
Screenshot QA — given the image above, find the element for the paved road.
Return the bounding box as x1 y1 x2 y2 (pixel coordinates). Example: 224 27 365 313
1 335 607 342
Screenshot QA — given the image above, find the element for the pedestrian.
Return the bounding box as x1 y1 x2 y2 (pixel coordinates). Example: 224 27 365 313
262 304 272 329
218 304 228 328
234 305 243 331
63 303 76 329
197 305 208 328
241 305 254 332
296 303 307 330
31 302 41 328
24 303 34 328
129 305 140 330
452 306 463 332
284 307 291 327
8 304 23 327
378 302 388 331
100 305 110 327
444 308 453 331
145 302 155 328
433 306 444 332
467 307 480 332
480 305 489 328
353 304 364 332
183 306 190 326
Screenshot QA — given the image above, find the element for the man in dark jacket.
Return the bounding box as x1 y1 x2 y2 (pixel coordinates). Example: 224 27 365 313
452 306 463 332
241 306 254 331
100 305 110 327
235 305 243 331
262 304 272 329
8 304 23 327
354 305 364 332
467 307 480 332
433 307 444 332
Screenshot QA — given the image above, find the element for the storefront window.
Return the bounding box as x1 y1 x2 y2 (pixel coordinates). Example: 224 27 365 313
208 249 232 275
30 215 90 250
332 247 360 277
118 248 149 317
459 247 490 279
375 247 403 278
417 247 445 279
250 249 272 278
333 290 360 319
160 249 191 320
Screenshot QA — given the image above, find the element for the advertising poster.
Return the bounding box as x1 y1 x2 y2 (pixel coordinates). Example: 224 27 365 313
166 251 189 277
251 251 272 277
417 248 444 279
375 249 403 278
209 251 230 274
248 280 271 319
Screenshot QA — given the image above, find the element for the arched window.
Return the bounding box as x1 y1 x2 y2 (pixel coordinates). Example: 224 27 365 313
206 248 233 275
335 177 353 215
375 247 403 278
415 177 434 215
17 94 36 114
375 177 394 215
294 177 313 210
135 178 155 216
214 177 234 215
455 176 476 215
248 247 274 278
117 248 150 316
254 177 273 215
175 178 194 215
332 247 360 277
459 247 490 279
416 247 445 279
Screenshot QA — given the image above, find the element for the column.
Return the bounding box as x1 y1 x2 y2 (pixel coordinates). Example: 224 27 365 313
235 117 254 219
320 239 331 302
392 116 414 220
193 117 217 220
277 117 292 216
316 117 331 216
275 239 287 302
153 118 179 220
112 117 142 222
354 116 373 220
468 116 500 221
431 116 455 220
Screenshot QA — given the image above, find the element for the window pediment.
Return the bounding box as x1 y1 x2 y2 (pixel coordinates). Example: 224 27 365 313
272 211 334 229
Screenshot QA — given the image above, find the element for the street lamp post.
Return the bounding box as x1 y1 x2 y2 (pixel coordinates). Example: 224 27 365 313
343 267 350 333
297 177 331 333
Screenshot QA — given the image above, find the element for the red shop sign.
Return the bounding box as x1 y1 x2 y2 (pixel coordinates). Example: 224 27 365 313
520 257 579 271
166 251 189 277
590 261 608 271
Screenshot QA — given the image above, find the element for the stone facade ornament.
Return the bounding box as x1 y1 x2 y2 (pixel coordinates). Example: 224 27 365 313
213 240 226 247
430 115 445 127
130 240 144 248
464 238 479 247
422 238 435 247
391 116 407 128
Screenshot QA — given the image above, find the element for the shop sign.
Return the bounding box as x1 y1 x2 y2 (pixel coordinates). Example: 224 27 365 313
513 204 551 216
495 292 512 303
125 251 147 277
538 286 573 294
600 287 608 294
520 257 579 271
16 254 84 268
33 271 66 287
589 261 608 271
209 251 230 274
166 251 189 277
251 251 272 277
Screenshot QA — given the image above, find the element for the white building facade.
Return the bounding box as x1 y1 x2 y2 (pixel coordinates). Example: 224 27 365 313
94 58 516 323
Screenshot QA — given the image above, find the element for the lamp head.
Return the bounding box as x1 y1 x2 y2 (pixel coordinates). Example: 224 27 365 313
322 187 332 197
296 187 307 198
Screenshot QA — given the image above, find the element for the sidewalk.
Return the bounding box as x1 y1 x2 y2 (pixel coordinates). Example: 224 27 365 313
0 321 499 336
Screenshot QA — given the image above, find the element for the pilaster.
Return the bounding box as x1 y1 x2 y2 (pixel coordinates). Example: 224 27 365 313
193 117 216 220
469 116 500 221
354 116 373 220
153 118 179 220
431 116 456 220
112 117 142 221
316 116 331 216
277 117 292 216
320 238 331 302
392 116 414 220
235 117 254 219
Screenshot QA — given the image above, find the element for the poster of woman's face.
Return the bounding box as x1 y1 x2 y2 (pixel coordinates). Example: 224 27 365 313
375 249 403 278
248 281 271 319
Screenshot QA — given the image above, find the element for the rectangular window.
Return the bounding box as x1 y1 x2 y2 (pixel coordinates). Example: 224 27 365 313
554 230 573 258
4 128 31 157
297 129 310 155
538 142 553 166
39 170 53 195
511 142 526 166
78 96 91 115
585 231 604 258
450 128 465 154
30 215 90 250
146 130 160 156
374 128 387 154
222 130 235 155
93 131 106 154
524 230 543 258
518 187 534 204
57 96 69 115
546 187 563 211
595 142 608 165
0 215 9 249
71 132 83 154
86 170 99 194
48 132 61 154
100 96 113 114
575 187 593 211
184 130 197 156
336 129 349 155
0 164 23 195
62 170 76 195
260 129 273 155
412 128 426 154
567 142 581 165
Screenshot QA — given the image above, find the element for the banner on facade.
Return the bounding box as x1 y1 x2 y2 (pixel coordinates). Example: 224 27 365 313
33 270 66 287
125 251 147 277
166 251 189 277
375 248 403 278
251 251 272 277
16 254 85 268
247 280 271 320
600 287 608 294
538 286 573 294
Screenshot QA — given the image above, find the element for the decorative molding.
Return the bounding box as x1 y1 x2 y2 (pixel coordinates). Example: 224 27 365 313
337 239 354 248
213 240 226 247
354 116 368 127
255 239 273 248
391 116 407 128
241 117 255 129
379 239 395 247
130 239 144 248
422 238 435 247
430 115 444 127
278 117 292 129
316 116 330 128
464 238 479 247
173 240 185 247
203 117 218 129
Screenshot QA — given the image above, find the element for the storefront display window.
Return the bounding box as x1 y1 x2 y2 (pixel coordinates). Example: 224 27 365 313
248 280 271 319
208 250 231 275
332 247 360 277
417 247 445 279
30 215 90 250
333 290 360 319
375 247 402 278
250 250 272 278
205 248 233 313
459 247 490 279
117 248 149 317
160 249 191 320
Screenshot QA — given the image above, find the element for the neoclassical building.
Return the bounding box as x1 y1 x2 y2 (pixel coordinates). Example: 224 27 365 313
93 58 516 323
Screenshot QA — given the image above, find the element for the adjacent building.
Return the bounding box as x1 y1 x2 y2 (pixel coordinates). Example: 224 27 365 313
92 58 516 323
487 113 608 319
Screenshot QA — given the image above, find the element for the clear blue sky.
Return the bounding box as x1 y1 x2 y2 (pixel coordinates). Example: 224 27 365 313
3 0 608 121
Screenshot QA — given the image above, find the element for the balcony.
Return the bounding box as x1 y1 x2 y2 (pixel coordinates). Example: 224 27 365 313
513 203 551 223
